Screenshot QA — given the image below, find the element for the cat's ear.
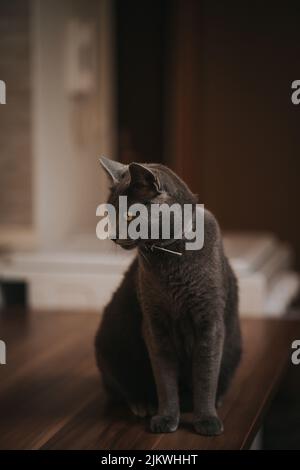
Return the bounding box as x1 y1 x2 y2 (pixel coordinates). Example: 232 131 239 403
99 156 127 184
129 163 161 192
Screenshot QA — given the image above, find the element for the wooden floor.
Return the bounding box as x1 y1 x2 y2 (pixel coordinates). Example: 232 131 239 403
0 308 299 450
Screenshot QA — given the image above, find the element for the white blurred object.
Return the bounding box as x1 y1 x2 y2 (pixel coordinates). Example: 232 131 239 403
223 233 277 275
264 272 300 317
223 232 300 316
0 238 133 311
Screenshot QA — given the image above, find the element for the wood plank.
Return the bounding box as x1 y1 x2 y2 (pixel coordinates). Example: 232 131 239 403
0 310 299 449
0 311 100 449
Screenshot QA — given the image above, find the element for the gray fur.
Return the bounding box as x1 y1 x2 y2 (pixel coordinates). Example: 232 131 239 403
95 160 242 435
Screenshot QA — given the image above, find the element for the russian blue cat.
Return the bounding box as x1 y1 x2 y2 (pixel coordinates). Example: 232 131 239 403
95 157 242 435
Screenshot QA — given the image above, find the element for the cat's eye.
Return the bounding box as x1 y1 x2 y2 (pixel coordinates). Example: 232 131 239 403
124 211 135 222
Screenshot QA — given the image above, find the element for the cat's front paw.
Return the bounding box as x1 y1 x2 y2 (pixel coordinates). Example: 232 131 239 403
150 414 179 433
193 414 223 436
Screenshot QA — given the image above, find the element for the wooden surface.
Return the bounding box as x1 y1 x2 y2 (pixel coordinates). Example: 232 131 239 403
0 309 298 450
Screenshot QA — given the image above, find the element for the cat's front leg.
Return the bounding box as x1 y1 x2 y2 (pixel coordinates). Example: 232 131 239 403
193 318 224 436
144 320 180 433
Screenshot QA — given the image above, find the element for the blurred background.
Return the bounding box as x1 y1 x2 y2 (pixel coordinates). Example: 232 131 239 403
1 0 300 449
1 0 300 314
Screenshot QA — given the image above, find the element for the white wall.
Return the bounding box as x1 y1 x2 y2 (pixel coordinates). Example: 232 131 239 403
31 0 116 248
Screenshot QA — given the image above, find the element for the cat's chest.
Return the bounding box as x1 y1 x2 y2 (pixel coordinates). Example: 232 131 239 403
138 265 201 359
137 263 198 316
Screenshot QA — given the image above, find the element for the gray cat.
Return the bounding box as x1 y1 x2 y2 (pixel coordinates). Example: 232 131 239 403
95 157 242 436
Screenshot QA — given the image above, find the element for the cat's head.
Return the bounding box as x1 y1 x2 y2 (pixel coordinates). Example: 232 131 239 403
99 156 197 250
